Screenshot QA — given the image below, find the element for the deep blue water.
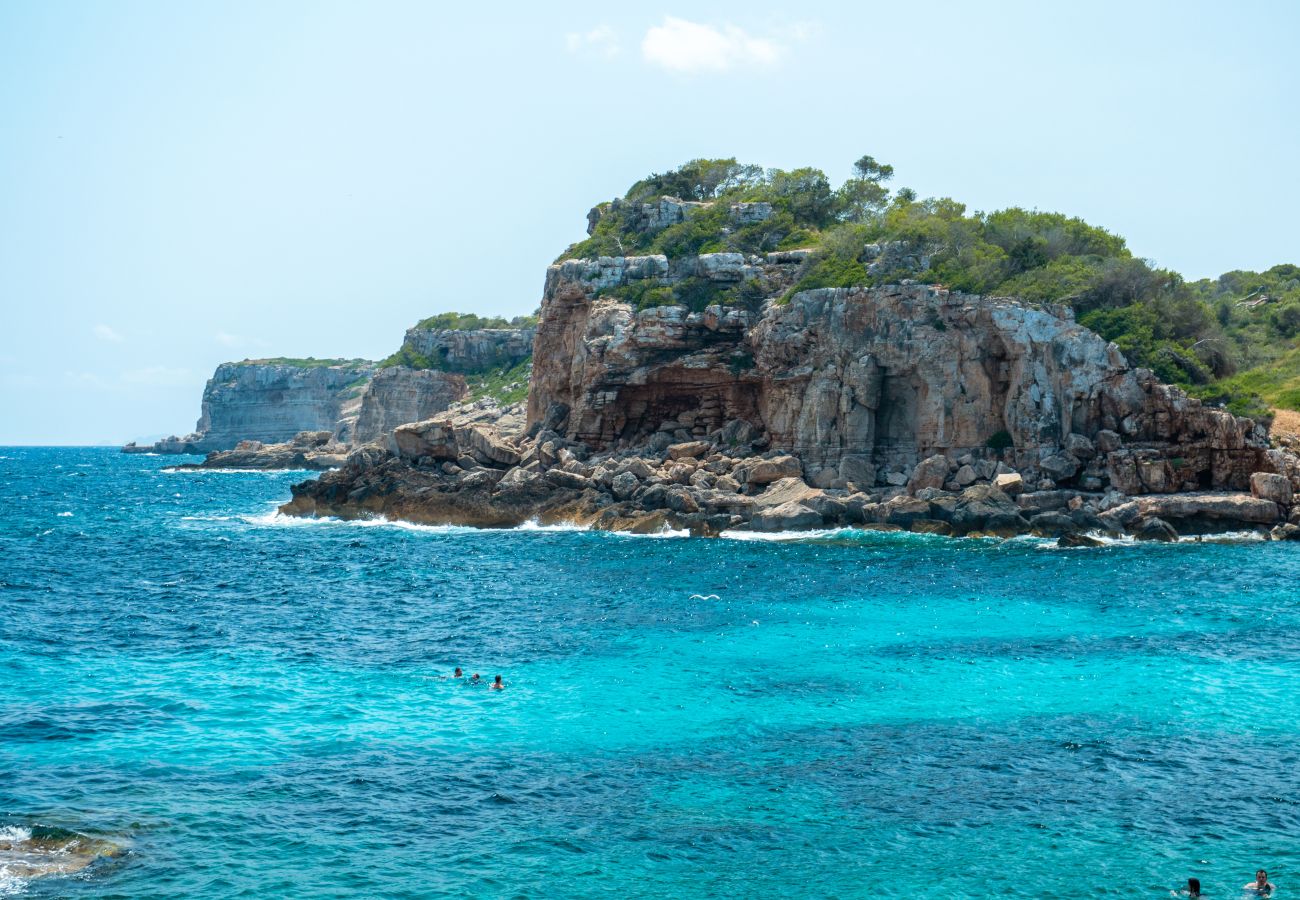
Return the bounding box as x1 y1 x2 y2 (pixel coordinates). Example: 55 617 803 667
2 447 1299 898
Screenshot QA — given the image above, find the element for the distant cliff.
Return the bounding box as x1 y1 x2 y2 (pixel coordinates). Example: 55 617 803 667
124 359 374 454
125 324 537 457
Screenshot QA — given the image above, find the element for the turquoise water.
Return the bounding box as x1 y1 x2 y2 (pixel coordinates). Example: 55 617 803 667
2 447 1299 897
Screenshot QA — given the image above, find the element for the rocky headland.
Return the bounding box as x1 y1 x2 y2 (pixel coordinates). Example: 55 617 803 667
123 359 374 455
125 324 534 468
281 247 1300 543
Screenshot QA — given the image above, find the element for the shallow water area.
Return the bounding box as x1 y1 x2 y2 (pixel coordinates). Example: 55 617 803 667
3 447 1300 898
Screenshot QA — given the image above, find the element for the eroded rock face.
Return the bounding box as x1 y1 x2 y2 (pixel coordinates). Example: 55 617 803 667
351 367 466 446
528 261 1271 495
401 326 535 375
125 361 374 454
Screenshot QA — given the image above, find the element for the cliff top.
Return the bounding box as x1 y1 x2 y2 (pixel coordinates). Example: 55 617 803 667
234 357 373 369
409 311 538 333
558 156 1299 420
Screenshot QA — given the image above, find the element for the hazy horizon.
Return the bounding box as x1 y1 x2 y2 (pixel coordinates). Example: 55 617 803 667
3 0 1297 444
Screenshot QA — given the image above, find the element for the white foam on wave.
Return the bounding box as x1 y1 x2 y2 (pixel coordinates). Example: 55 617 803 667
240 510 479 534
55 512 72 518
514 519 591 533
0 826 32 897
720 527 849 542
162 467 316 476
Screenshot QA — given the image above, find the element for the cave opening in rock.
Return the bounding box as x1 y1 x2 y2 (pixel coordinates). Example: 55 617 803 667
608 370 763 448
872 373 921 469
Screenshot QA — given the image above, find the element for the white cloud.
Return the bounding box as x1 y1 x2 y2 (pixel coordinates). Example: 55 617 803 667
565 24 620 60
93 323 124 343
641 16 784 73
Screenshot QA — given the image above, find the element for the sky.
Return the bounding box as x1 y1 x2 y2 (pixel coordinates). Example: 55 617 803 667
1 1 1297 444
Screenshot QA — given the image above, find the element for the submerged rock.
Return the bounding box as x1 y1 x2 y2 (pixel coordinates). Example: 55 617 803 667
0 825 122 882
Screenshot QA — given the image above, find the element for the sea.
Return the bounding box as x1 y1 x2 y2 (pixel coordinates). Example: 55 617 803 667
2 446 1299 898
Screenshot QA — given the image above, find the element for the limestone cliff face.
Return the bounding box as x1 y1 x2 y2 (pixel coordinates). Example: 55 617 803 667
401 326 535 374
528 255 1270 494
350 367 467 446
125 361 374 454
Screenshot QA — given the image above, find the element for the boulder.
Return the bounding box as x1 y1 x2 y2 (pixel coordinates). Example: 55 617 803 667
613 470 644 499
461 425 521 468
1063 433 1096 460
1039 453 1080 481
747 455 802 485
879 495 935 528
392 420 458 461
1058 532 1105 548
953 464 978 486
993 472 1024 495
1251 472 1294 506
751 501 822 532
1134 517 1178 542
907 455 951 494
668 441 712 461
1107 492 1281 529
1270 523 1300 541
1028 512 1080 537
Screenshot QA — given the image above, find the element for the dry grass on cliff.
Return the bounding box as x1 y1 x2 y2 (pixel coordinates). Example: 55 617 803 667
1270 407 1300 443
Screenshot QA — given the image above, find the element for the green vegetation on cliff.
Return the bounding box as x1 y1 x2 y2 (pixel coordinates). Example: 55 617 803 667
465 358 531 405
560 157 1299 417
237 357 371 369
411 312 538 332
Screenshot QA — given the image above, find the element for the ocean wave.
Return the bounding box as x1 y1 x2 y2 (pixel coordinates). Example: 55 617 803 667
514 519 590 532
162 467 315 476
239 511 480 534
720 527 861 542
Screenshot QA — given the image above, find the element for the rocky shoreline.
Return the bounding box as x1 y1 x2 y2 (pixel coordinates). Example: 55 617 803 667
276 256 1300 545
279 397 1300 545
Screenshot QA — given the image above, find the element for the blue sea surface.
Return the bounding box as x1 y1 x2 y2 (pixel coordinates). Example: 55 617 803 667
2 447 1299 898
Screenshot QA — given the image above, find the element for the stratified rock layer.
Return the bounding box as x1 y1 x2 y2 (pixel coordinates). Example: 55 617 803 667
350 367 467 446
126 361 373 454
281 254 1298 539
530 260 1269 494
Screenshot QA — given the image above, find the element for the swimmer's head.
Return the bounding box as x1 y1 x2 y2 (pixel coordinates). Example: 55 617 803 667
1187 877 1200 894
494 675 502 685
454 667 463 677
1257 870 1269 883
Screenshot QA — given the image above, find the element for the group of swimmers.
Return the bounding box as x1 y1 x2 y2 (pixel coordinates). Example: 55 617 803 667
1180 870 1275 897
450 667 504 690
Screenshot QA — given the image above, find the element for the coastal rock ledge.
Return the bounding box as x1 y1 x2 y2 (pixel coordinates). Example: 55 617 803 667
282 265 1300 541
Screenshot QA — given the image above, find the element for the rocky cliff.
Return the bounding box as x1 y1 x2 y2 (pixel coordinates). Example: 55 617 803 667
529 254 1272 495
399 324 535 374
125 360 374 454
350 367 467 446
124 324 538 458
283 246 1300 540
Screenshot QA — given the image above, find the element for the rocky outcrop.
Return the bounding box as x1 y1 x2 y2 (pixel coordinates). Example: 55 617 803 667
278 251 1299 539
177 431 349 470
351 367 467 446
529 257 1271 496
399 326 535 374
125 360 373 454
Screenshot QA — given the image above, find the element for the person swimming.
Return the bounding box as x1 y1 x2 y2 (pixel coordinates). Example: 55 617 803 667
1185 877 1202 898
1244 870 1274 895
454 667 463 678
470 673 481 684
491 675 504 690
